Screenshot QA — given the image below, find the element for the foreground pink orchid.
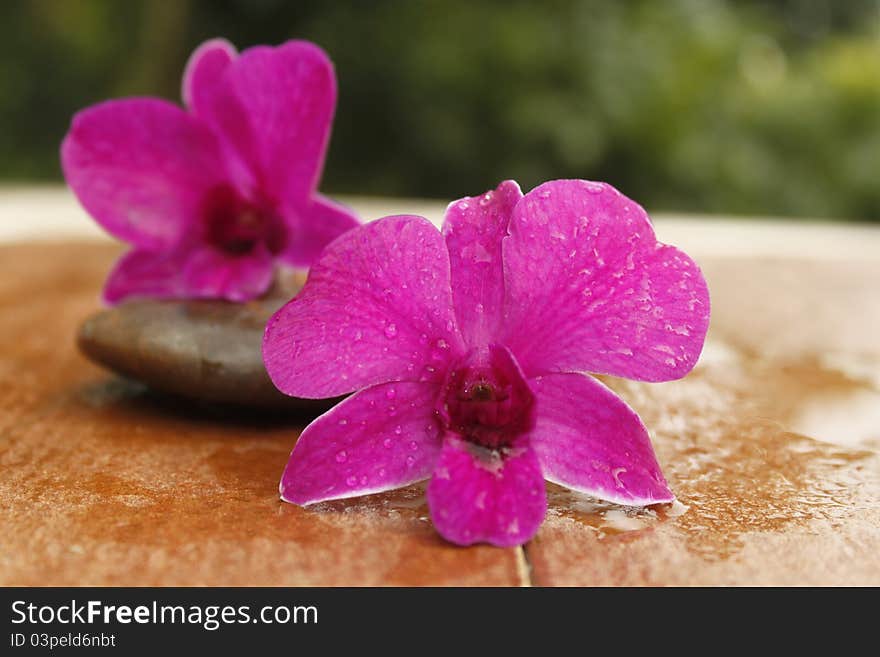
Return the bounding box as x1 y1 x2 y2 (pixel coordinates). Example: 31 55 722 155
61 38 358 303
264 180 710 546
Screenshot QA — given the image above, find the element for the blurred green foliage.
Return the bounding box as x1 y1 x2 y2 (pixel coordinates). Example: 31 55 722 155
2 0 880 220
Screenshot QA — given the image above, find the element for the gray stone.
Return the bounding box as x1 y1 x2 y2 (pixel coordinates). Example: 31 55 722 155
77 278 326 410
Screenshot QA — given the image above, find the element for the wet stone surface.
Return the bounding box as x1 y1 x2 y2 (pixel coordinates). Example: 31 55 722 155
1 242 880 585
76 274 319 410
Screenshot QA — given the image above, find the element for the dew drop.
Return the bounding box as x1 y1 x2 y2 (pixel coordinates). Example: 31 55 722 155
480 191 494 206
409 440 418 451
584 181 604 194
384 323 398 339
394 425 403 435
335 450 348 463
382 438 393 449
406 456 416 467
345 475 358 487
576 215 590 235
385 388 397 400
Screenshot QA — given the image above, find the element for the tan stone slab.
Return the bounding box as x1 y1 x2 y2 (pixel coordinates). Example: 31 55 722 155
2 240 879 586
0 243 523 586
526 257 880 585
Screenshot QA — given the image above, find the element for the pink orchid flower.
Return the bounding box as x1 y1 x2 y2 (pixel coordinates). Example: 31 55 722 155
61 39 358 304
263 180 710 547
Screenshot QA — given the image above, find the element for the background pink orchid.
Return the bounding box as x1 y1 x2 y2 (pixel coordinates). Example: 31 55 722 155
61 38 358 304
263 179 710 547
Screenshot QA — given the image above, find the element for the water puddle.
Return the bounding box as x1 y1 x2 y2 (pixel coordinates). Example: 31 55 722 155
311 482 430 523
546 484 688 537
791 388 880 450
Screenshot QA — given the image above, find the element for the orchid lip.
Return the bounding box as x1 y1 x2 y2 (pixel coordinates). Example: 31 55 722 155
201 183 287 256
437 344 535 450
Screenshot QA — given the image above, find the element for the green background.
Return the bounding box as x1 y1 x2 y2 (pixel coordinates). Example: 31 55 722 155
3 0 880 221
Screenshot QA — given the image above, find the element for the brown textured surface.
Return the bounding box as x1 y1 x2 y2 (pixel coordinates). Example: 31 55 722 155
1 241 879 586
0 243 522 586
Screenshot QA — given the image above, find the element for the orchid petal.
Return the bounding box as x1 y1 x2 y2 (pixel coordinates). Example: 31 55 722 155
61 99 225 251
427 435 546 547
264 215 464 399
205 40 337 205
529 372 673 505
502 180 710 381
182 38 237 120
181 244 275 302
280 381 441 505
102 249 188 304
103 244 274 305
443 181 522 347
279 194 360 268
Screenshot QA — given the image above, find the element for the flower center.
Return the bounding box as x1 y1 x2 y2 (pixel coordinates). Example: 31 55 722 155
201 184 286 256
438 345 535 449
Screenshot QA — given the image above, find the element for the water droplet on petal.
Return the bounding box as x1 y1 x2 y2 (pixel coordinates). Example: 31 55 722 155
385 387 396 400
394 425 402 435
409 441 418 451
346 475 358 487
335 450 347 463
382 438 393 449
406 456 416 467
384 323 398 339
